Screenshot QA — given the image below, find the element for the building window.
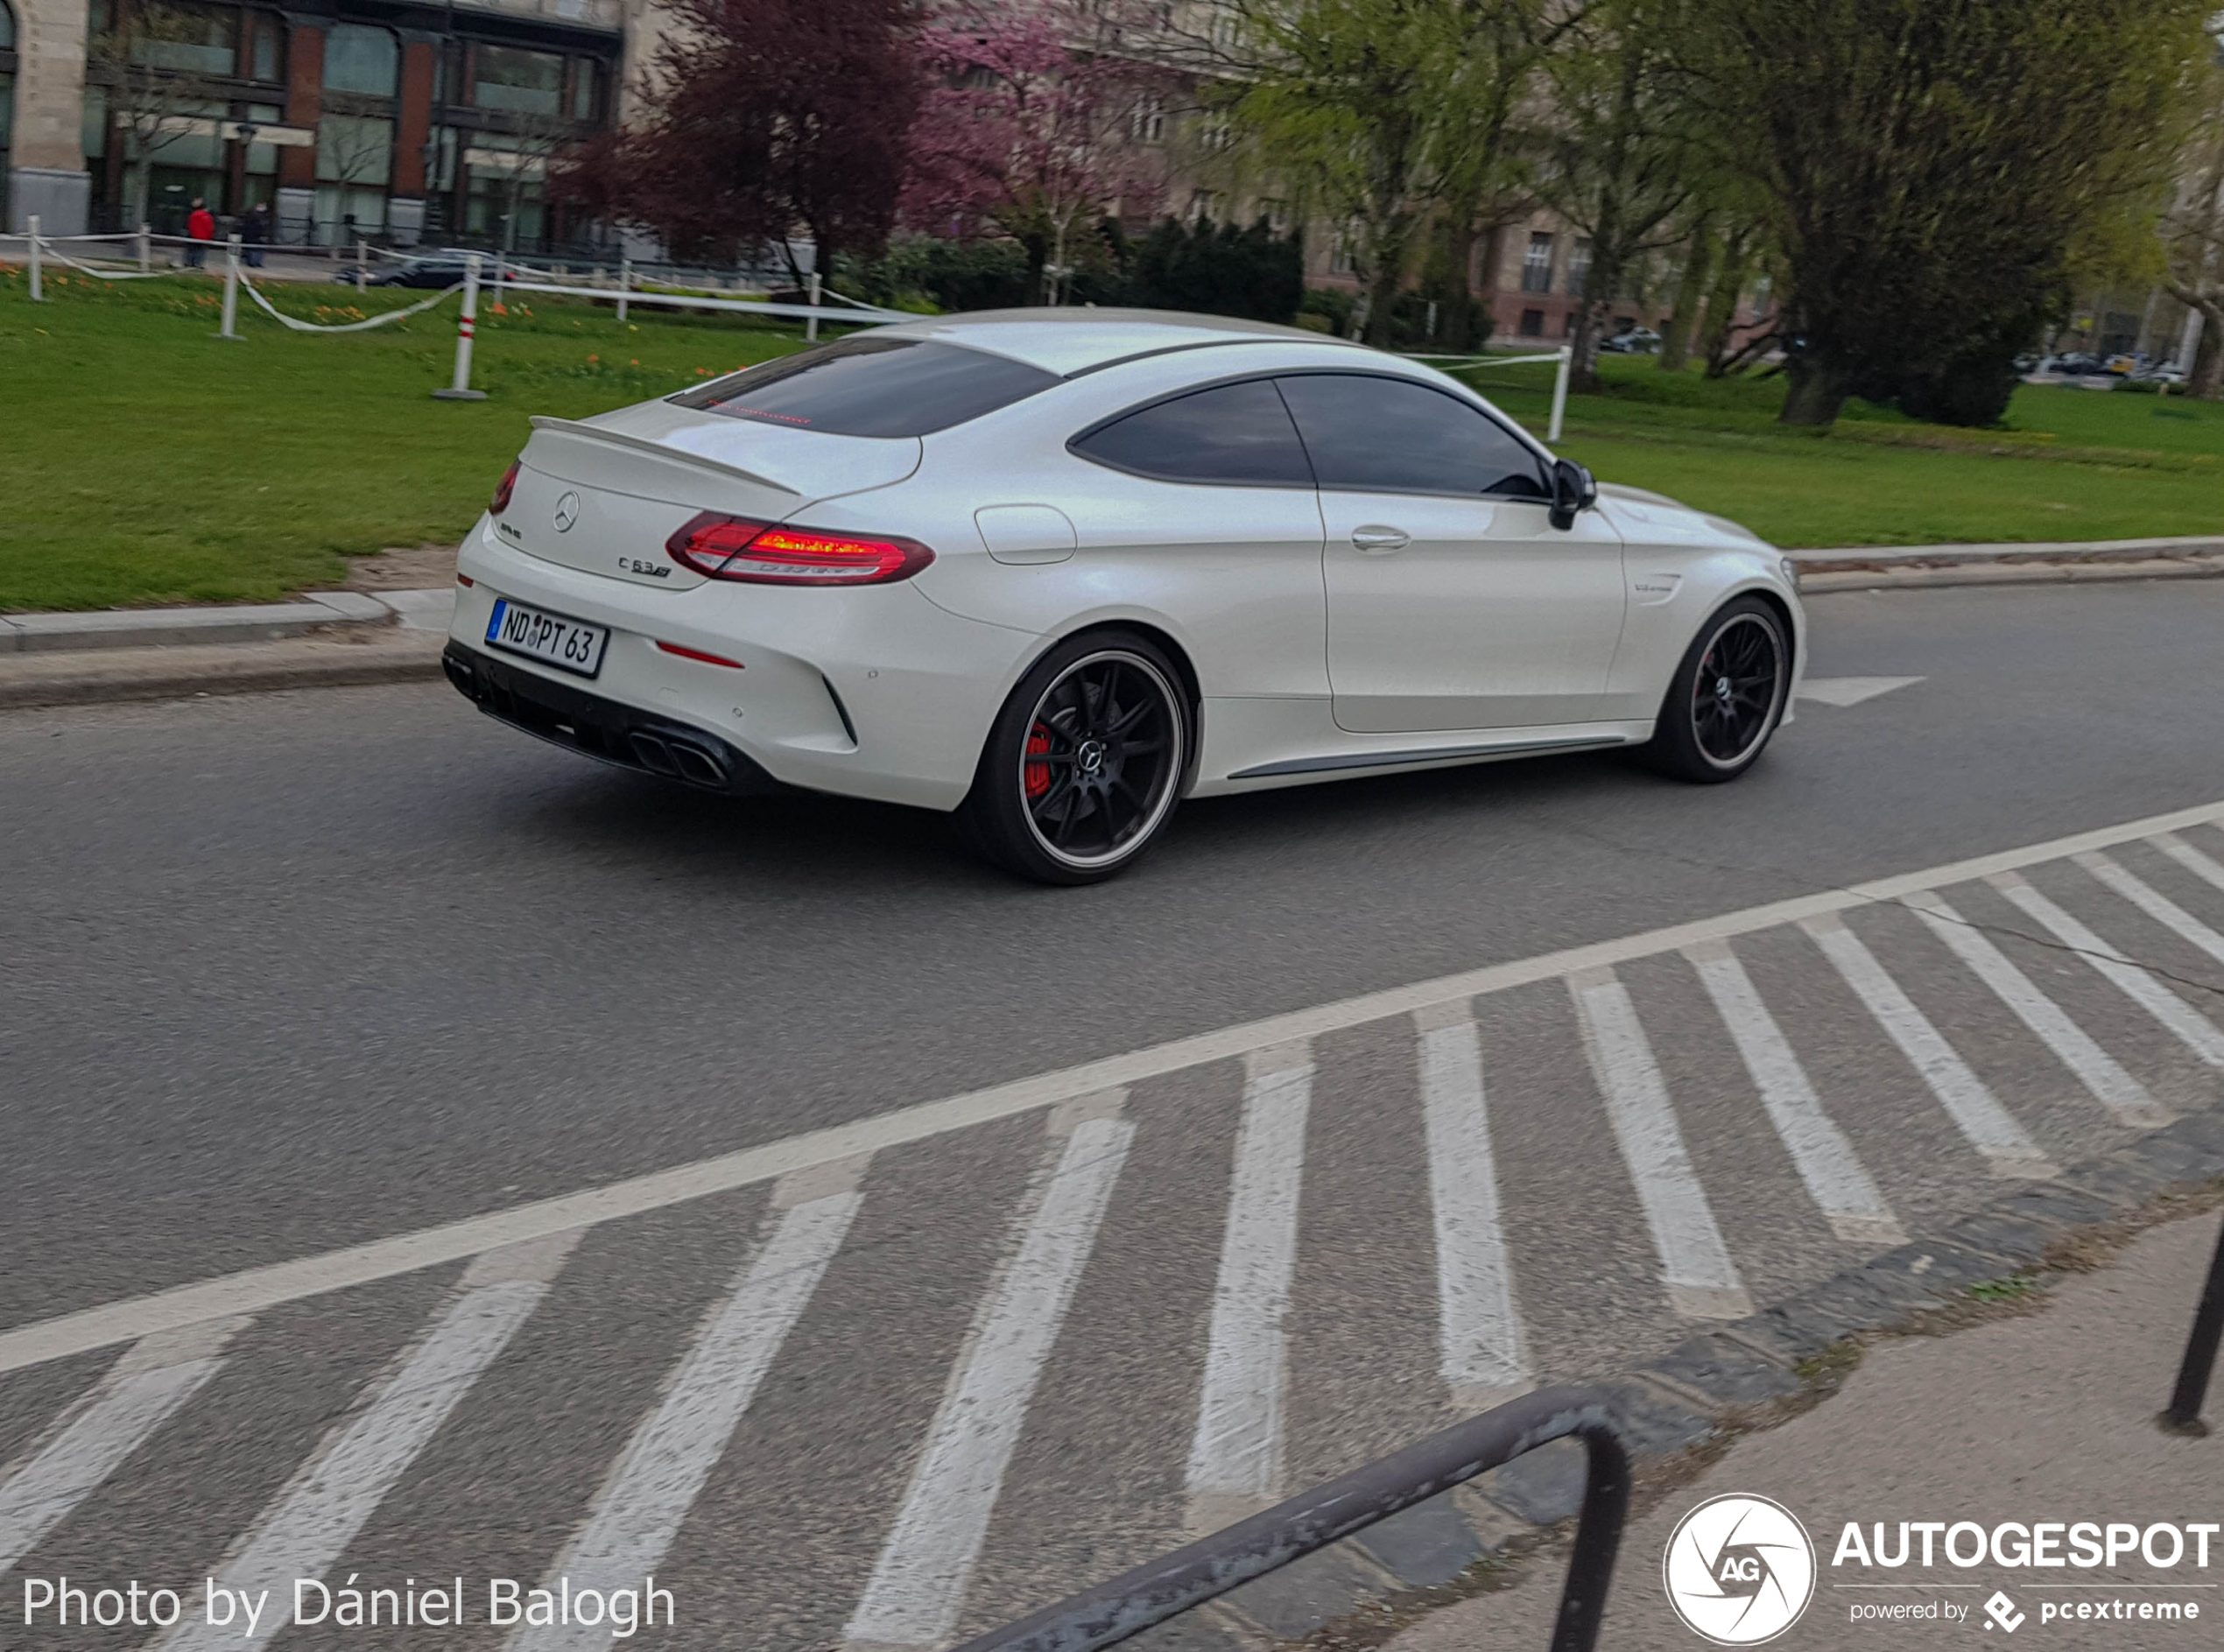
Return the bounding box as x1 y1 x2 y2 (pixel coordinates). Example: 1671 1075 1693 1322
248 12 281 82
322 24 398 97
1563 311 1579 337
1520 232 1553 294
1198 114 1233 152
1566 237 1592 296
1257 197 1289 232
1188 188 1221 222
567 59 600 121
1518 308 1545 336
475 44 566 116
135 3 238 77
1130 95 1164 143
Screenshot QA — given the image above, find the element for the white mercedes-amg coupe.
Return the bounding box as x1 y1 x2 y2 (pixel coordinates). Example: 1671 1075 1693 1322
445 308 1804 883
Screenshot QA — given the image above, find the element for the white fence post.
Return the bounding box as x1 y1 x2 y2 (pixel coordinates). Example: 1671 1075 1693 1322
219 235 243 338
806 269 820 342
26 215 42 302
1550 345 1573 444
433 253 489 400
616 254 630 324
138 221 152 273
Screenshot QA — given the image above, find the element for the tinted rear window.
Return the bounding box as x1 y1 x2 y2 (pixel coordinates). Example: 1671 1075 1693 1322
670 337 1060 438
1070 379 1315 487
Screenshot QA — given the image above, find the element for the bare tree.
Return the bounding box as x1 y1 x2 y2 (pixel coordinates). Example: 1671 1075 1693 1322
88 0 234 227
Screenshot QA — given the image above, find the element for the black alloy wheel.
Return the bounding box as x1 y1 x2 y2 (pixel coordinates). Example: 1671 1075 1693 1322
960 634 1190 884
1641 597 1790 783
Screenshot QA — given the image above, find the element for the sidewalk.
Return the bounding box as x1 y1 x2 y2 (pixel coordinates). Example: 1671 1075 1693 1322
1388 1208 2224 1652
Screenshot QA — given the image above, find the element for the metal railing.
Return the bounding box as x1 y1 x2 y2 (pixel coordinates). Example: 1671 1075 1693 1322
2164 1214 2224 1432
951 1386 1632 1652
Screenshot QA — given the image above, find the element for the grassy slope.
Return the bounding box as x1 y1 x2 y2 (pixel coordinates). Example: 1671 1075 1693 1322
3 269 2220 610
0 268 811 610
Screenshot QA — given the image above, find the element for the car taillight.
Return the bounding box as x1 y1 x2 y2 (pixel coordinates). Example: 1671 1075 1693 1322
664 512 933 586
489 460 521 516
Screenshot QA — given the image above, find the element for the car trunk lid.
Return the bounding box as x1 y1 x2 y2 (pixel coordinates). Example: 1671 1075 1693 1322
497 407 922 590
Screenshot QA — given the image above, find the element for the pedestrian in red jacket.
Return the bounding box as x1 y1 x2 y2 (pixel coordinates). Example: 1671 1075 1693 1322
185 199 215 269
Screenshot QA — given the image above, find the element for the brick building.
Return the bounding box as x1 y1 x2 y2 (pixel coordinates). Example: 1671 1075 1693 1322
4 0 639 246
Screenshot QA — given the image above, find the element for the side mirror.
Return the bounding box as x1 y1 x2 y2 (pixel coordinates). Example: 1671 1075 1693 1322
1549 458 1598 531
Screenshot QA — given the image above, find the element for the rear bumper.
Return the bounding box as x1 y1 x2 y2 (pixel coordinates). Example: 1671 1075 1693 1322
442 642 787 796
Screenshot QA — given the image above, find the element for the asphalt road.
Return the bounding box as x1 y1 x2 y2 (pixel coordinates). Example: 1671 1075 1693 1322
2 580 2222 1648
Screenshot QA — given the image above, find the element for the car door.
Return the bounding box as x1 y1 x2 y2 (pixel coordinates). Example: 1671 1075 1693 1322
1062 376 1327 699
1277 372 1627 734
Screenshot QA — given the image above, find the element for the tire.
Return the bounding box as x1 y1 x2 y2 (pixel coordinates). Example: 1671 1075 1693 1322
1640 596 1791 784
958 631 1191 885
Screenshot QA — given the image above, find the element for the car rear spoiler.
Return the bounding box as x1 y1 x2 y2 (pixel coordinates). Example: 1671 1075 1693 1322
526 416 801 501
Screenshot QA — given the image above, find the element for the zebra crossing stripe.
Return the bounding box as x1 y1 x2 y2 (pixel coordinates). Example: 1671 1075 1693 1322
1988 873 2224 1068
1184 1044 1313 1535
1681 941 1905 1245
513 1170 864 1651
156 1234 578 1652
1800 913 2054 1177
1568 970 1752 1320
0 1318 241 1575
2153 832 2224 899
1414 1005 1530 1407
2075 851 2224 972
1903 890 2171 1128
845 1108 1133 1648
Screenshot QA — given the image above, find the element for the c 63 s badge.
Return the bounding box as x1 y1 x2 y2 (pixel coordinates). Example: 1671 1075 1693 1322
616 558 672 578
1663 1494 1816 1645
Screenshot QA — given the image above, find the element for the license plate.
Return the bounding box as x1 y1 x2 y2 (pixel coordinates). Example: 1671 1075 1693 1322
484 598 609 678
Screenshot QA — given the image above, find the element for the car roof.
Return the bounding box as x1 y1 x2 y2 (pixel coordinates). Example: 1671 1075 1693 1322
870 307 1368 377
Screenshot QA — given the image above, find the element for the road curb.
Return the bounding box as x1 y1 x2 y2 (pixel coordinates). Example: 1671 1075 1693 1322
0 632 447 708
1102 1109 2224 1652
1790 538 2224 594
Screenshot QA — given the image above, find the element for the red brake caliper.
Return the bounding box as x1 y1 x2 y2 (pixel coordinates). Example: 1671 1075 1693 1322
1024 723 1052 800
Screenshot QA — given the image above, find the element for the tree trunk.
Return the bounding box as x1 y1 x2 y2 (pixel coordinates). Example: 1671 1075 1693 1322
1700 235 1753 378
2192 305 2224 400
1657 213 1713 372
1778 355 1847 427
1361 233 1407 348
1440 217 1481 354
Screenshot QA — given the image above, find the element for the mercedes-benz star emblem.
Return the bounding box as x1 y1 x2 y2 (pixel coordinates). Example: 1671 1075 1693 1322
552 491 581 533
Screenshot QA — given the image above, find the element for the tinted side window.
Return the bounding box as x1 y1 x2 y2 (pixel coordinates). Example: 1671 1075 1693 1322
1276 374 1550 499
1072 379 1315 487
671 338 1060 438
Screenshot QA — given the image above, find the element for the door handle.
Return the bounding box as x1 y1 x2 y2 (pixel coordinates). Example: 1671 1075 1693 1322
1350 525 1411 552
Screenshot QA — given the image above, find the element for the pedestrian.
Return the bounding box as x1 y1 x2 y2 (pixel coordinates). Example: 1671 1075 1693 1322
239 203 269 268
185 197 215 269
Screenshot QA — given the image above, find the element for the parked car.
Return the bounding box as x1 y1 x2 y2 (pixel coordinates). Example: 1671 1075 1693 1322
1599 327 1663 354
330 255 475 289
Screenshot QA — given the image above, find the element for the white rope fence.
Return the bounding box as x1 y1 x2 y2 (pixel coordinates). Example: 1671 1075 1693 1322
236 263 461 333
1408 346 1574 442
9 226 911 399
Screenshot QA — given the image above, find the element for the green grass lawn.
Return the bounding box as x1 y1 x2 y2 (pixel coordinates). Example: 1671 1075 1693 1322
1460 354 2224 548
0 266 813 611
3 266 2220 611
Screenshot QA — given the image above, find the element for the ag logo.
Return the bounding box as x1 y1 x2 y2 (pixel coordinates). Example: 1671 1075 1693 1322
552 491 581 532
1663 1494 1815 1644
